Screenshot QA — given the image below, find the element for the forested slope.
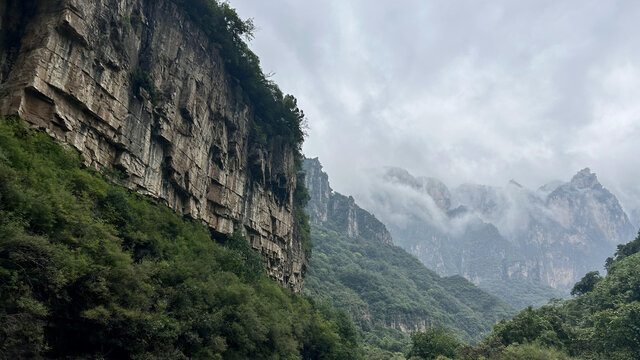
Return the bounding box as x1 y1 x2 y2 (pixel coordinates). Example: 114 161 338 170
487 232 640 359
408 230 640 359
304 222 515 359
302 158 515 359
0 119 362 359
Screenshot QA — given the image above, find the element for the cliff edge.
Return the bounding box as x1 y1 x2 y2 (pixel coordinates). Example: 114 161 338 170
0 0 307 290
303 157 393 245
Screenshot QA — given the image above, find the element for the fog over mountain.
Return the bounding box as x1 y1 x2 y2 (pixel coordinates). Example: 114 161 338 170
230 0 640 223
351 166 635 307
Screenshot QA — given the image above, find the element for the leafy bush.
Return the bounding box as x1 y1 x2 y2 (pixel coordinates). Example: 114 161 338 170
131 69 160 105
0 118 360 359
570 270 602 296
500 343 574 360
408 326 460 360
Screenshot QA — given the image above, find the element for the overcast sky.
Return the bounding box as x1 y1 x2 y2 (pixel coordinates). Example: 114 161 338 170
230 0 640 212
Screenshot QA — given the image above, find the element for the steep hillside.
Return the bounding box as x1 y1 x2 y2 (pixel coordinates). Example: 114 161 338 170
302 158 515 358
355 167 634 308
450 231 640 360
0 119 362 359
0 0 307 290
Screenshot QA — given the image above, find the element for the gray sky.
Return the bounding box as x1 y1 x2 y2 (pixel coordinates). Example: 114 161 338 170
230 0 640 212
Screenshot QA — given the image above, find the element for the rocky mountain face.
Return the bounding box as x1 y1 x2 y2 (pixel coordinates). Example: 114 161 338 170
304 157 393 245
302 158 514 344
355 167 636 308
0 0 305 290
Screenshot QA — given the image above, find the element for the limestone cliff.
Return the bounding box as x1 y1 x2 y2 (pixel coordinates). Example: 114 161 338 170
303 158 393 245
0 0 306 290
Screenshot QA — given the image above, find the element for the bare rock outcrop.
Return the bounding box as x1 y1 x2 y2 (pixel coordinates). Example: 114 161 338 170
303 158 393 245
0 0 306 290
358 166 635 307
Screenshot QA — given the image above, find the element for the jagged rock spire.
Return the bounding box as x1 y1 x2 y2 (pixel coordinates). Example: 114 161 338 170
571 168 600 189
303 158 394 245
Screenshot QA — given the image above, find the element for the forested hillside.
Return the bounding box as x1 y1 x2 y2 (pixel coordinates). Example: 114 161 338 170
407 231 640 360
302 158 515 359
304 223 515 359
486 232 640 359
0 118 361 359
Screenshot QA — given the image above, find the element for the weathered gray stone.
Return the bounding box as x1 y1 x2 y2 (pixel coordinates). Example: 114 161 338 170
366 166 635 296
303 157 393 245
0 0 306 290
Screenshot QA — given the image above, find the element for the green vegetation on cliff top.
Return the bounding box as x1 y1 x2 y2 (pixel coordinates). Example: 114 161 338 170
0 118 360 359
172 0 306 152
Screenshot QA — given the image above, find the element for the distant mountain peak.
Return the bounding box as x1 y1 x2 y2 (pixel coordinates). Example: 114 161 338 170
571 168 600 189
380 167 452 212
382 167 416 185
538 180 563 195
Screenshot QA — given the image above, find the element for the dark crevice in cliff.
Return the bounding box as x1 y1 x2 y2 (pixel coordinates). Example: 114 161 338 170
0 0 38 82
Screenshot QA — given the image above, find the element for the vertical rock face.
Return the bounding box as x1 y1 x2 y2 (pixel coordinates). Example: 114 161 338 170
303 158 393 245
541 169 634 283
302 157 331 224
0 0 306 290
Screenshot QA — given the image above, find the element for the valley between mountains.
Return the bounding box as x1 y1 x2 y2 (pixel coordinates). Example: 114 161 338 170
2 0 640 359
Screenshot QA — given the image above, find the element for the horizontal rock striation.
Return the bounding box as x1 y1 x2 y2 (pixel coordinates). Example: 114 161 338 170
0 0 306 290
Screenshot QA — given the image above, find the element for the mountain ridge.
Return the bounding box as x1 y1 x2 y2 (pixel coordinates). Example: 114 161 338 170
353 166 635 307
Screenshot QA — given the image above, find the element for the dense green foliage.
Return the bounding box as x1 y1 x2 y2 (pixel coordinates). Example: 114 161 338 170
476 278 566 310
408 326 577 360
408 326 460 360
303 222 515 359
130 69 160 105
410 230 640 359
569 271 601 296
0 118 360 359
171 0 306 151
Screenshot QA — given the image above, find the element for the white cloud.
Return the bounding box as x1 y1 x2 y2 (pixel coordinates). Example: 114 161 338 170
230 0 640 215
